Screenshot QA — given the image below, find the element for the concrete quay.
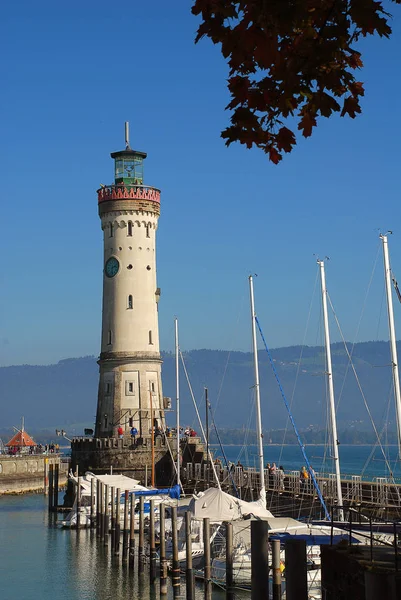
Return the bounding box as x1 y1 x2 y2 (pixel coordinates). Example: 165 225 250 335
0 454 68 495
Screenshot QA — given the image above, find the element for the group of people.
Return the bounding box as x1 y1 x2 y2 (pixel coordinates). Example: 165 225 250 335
266 463 285 490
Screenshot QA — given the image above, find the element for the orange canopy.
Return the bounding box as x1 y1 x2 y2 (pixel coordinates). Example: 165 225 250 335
5 430 36 447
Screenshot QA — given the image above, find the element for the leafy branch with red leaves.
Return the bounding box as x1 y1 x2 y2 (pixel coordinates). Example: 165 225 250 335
192 0 400 163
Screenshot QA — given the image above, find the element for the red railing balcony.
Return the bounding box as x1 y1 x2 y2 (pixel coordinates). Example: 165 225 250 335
97 184 161 204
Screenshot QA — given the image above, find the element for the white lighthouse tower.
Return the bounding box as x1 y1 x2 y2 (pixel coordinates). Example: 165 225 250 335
95 123 164 439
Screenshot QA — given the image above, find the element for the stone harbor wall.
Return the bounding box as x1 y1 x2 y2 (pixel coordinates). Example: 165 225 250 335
0 455 68 494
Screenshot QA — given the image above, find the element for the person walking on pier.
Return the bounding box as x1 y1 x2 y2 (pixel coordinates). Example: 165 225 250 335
118 426 124 439
130 426 138 444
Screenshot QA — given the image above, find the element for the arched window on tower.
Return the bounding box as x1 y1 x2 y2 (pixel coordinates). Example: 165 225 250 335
146 224 151 238
127 221 132 236
149 330 153 345
109 223 114 238
128 295 133 309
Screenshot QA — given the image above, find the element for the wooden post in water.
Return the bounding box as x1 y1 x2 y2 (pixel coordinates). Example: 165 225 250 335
149 499 157 584
203 517 212 600
138 496 145 574
110 486 116 551
171 506 181 597
285 538 307 600
48 462 54 512
76 471 81 530
96 479 101 537
114 488 121 555
53 462 59 509
90 478 95 528
104 484 109 546
225 521 234 600
44 457 49 496
129 493 136 568
123 490 129 561
272 539 282 600
159 503 168 596
185 511 194 600
99 481 104 541
251 520 269 600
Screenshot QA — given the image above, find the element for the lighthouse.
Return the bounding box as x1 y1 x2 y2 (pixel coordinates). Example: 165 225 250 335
95 123 165 439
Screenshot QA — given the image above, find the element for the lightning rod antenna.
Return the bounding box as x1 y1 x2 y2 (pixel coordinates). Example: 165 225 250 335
125 121 131 150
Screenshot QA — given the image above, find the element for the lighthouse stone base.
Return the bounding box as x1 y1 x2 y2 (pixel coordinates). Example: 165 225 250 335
70 436 174 487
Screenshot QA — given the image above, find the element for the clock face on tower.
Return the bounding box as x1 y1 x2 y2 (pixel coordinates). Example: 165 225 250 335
105 256 119 278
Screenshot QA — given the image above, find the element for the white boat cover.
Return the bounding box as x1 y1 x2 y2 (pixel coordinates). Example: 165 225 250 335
69 471 147 496
186 487 274 522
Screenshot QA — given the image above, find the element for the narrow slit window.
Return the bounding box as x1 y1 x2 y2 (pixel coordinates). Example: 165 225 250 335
151 382 155 392
109 223 114 238
105 383 111 394
128 382 133 393
149 330 153 345
108 330 112 345
104 415 108 428
128 295 133 309
146 224 151 238
127 221 132 236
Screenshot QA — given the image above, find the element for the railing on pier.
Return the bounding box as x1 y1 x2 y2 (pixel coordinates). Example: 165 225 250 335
182 464 401 510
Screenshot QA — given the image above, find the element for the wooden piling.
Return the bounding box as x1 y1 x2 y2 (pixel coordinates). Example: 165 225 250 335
272 539 282 600
225 521 234 600
114 487 121 555
96 479 101 536
159 503 168 596
203 517 212 600
99 481 104 541
76 471 81 529
104 484 109 546
122 490 129 561
48 462 54 512
149 499 157 584
53 462 59 509
251 520 269 600
90 478 95 528
138 496 145 574
110 486 116 550
285 538 308 600
44 457 49 496
171 506 181 597
129 493 136 568
185 511 194 600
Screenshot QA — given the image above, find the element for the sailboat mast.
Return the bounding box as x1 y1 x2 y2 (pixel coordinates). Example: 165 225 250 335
318 260 344 520
175 317 181 489
248 275 266 506
380 234 401 459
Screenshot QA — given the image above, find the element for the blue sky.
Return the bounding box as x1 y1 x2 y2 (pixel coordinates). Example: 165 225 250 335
1 0 401 366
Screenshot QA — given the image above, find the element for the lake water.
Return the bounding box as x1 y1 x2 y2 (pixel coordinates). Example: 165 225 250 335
1 444 400 599
216 444 401 481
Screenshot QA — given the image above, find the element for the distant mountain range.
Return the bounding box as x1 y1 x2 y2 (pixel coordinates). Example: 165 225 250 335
0 341 398 438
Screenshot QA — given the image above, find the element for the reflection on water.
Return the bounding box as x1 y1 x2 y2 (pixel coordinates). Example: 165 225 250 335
0 494 228 600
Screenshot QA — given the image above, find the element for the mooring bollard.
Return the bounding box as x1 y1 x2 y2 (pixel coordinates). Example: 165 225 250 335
48 463 54 512
185 511 194 600
138 496 145 574
129 493 136 568
171 506 181 597
110 486 116 550
225 521 234 600
104 484 109 546
53 462 59 510
123 490 129 561
90 478 95 528
96 479 101 537
150 499 157 584
272 539 282 600
114 487 121 555
159 503 168 596
285 538 307 600
203 517 212 600
251 520 269 600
